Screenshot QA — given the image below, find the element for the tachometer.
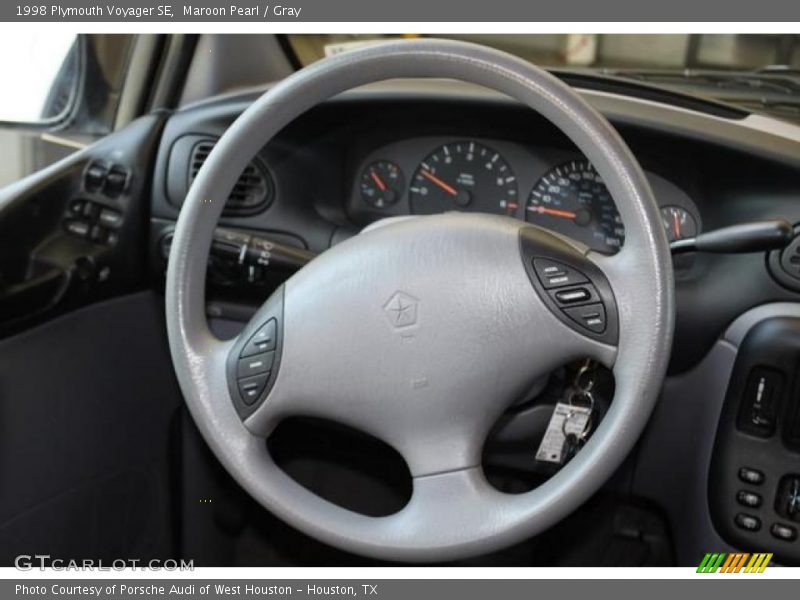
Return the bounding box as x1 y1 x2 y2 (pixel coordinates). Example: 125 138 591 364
409 141 519 216
526 159 624 254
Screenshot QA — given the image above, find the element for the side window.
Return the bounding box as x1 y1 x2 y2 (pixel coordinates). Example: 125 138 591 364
0 32 78 124
0 34 134 187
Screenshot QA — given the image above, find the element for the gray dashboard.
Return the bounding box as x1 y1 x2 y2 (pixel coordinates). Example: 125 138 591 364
150 79 800 372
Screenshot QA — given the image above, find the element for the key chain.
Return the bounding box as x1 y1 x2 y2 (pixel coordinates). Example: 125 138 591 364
535 361 598 465
561 388 595 464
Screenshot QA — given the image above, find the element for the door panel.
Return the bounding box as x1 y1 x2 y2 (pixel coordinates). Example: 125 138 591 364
0 291 182 563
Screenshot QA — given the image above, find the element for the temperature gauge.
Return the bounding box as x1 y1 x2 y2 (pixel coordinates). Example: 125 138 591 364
360 161 404 209
661 206 698 242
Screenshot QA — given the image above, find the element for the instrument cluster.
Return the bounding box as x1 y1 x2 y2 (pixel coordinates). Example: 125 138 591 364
350 136 699 255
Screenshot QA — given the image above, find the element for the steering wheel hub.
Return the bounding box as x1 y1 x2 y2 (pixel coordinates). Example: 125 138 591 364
238 214 617 478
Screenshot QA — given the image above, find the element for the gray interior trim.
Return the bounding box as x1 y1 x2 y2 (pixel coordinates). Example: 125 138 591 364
115 35 162 129
723 302 800 348
148 34 193 111
178 35 295 107
165 39 674 562
178 77 800 170
633 341 737 566
634 301 800 565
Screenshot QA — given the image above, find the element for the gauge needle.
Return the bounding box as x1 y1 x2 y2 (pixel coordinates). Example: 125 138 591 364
369 170 387 192
530 206 577 219
672 212 682 238
420 169 458 196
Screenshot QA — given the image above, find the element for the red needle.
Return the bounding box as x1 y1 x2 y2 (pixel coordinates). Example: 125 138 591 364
672 211 682 238
532 206 577 219
370 170 387 192
420 169 458 196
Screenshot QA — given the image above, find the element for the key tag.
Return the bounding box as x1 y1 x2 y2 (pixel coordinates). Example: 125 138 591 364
561 390 595 463
535 388 594 465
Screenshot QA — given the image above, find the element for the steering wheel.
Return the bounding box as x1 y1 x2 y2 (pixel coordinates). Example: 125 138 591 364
165 40 674 563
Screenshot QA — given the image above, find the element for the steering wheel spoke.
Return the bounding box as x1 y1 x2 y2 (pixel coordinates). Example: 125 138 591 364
587 244 653 339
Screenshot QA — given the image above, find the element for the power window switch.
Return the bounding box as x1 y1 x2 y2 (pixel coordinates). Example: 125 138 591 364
90 225 108 244
104 167 129 197
64 220 90 238
84 163 107 191
98 208 123 229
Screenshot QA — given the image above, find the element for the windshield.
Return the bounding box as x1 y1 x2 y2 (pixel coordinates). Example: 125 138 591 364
287 34 800 124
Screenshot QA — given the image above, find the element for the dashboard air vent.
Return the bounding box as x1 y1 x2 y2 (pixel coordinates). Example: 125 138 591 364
188 141 273 215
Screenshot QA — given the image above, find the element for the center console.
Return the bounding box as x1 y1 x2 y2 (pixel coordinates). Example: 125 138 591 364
710 317 800 562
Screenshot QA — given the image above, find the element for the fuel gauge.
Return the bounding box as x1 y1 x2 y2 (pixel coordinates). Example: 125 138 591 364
661 206 698 242
360 161 404 209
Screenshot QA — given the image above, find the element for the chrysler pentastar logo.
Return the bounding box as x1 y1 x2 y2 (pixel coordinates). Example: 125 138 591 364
383 291 419 329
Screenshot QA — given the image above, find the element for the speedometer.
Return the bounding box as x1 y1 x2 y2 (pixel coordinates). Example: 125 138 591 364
409 141 519 216
526 159 625 254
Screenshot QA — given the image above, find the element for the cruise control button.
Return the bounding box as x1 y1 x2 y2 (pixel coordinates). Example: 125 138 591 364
532 258 588 289
734 513 761 532
737 490 762 508
739 467 765 485
237 351 274 378
771 523 798 541
554 287 592 305
238 373 269 405
563 303 606 334
241 319 277 358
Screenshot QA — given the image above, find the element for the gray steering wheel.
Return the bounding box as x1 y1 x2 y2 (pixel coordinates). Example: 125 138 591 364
165 39 674 563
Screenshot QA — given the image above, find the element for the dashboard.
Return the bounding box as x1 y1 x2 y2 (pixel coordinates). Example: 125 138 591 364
347 136 700 254
148 81 800 374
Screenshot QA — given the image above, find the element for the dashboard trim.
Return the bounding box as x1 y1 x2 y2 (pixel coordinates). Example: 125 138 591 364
177 78 800 168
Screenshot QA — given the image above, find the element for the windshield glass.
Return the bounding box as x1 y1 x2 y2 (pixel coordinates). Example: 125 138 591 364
287 34 800 124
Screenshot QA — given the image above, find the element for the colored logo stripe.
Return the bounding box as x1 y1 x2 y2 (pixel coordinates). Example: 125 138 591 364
745 553 773 573
697 553 725 573
697 552 772 573
723 553 749 573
